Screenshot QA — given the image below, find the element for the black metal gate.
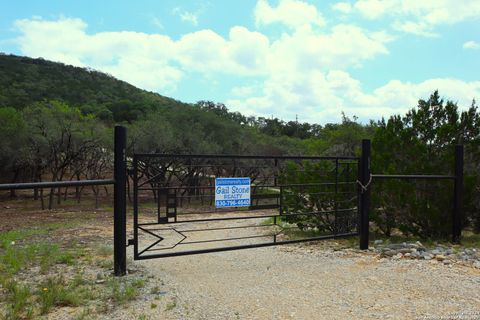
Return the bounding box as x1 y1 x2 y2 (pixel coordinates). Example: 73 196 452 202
132 154 360 260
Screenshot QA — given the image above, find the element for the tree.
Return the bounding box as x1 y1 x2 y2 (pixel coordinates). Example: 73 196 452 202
372 91 480 237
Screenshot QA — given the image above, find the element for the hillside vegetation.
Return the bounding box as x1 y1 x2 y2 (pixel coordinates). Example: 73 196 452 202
0 53 479 238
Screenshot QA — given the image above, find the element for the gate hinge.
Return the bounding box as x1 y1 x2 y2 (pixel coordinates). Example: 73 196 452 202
127 239 135 247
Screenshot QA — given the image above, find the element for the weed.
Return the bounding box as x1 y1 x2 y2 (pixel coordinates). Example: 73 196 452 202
132 278 146 288
165 300 177 311
150 285 161 294
2 279 32 320
150 302 157 309
107 278 139 305
96 245 112 257
75 308 93 320
97 258 113 269
38 277 82 314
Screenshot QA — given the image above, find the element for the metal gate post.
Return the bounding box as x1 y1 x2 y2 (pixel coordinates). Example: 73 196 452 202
452 144 463 243
359 139 371 250
114 126 127 276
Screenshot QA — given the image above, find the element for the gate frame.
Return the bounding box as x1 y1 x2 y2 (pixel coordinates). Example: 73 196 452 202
358 139 464 249
131 153 362 260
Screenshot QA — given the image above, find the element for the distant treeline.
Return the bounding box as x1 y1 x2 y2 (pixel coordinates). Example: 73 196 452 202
1 53 479 237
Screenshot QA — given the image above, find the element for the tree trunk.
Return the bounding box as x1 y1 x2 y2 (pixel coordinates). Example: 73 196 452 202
40 188 45 210
48 187 54 210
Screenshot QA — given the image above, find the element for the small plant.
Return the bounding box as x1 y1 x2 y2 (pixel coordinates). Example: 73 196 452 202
107 278 139 305
150 285 161 294
165 300 177 311
3 279 33 320
38 277 81 314
96 245 112 257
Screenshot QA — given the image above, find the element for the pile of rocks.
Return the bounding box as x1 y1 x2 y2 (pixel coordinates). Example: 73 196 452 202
372 240 480 268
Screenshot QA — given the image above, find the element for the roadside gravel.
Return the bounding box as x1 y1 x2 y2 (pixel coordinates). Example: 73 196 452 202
106 242 480 320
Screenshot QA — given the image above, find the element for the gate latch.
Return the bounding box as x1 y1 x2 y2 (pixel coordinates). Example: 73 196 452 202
127 239 135 247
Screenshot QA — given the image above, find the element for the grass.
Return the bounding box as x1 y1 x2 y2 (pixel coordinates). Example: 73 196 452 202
38 277 82 314
165 300 177 311
106 277 145 305
2 279 34 320
0 220 115 319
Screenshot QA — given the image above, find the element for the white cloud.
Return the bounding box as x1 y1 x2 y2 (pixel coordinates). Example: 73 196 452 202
231 85 258 97
13 16 388 94
151 16 164 30
227 73 480 123
463 40 480 50
392 21 438 38
255 0 325 29
266 24 391 73
172 7 199 26
180 12 199 26
332 2 353 14
351 0 480 37
12 15 478 124
13 18 273 91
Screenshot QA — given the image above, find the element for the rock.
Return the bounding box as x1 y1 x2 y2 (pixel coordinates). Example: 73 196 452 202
399 248 412 254
431 250 441 255
443 260 451 265
95 279 105 284
384 250 396 257
435 255 446 261
404 253 411 257
374 240 383 245
423 255 433 260
416 241 423 247
473 261 480 269
393 253 403 260
387 244 405 250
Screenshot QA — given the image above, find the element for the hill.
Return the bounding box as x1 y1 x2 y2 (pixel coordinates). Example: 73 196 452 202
0 53 188 122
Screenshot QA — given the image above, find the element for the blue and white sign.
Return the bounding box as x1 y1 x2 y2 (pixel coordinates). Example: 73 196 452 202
215 177 251 208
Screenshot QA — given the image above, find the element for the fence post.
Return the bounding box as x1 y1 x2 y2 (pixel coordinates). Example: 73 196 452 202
359 139 371 250
114 126 127 276
452 144 463 243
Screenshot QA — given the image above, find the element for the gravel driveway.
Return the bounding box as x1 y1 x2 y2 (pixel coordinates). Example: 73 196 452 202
106 217 480 320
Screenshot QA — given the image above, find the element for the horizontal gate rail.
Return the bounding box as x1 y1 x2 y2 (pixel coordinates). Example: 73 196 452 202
133 153 359 161
371 174 455 180
137 208 357 226
134 232 358 260
0 179 115 191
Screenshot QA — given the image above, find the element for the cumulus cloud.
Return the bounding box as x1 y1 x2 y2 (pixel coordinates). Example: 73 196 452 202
227 74 480 123
11 12 479 124
463 41 480 50
255 0 326 29
13 17 272 91
12 15 389 93
350 0 480 37
332 2 353 14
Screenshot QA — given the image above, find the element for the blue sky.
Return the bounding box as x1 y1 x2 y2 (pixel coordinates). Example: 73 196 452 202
1 0 479 123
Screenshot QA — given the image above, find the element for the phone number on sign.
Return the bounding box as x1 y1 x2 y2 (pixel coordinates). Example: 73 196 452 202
215 199 250 207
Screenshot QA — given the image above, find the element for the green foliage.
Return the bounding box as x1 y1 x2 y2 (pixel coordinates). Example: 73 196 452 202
280 160 358 234
38 277 82 314
372 91 480 238
106 277 143 305
2 278 33 320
